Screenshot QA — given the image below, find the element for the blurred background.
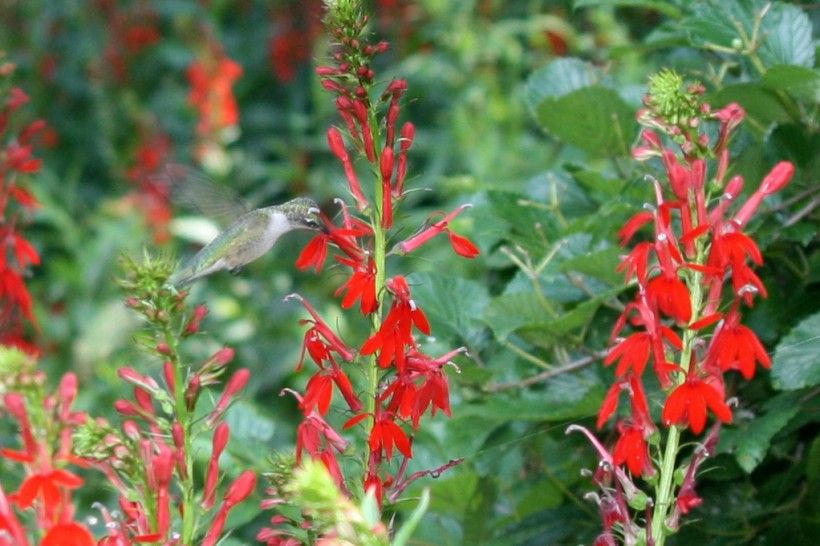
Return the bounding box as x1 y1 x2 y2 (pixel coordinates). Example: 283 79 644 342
0 0 817 544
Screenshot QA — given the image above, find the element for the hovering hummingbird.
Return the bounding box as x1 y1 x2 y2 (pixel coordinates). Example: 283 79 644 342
162 166 325 288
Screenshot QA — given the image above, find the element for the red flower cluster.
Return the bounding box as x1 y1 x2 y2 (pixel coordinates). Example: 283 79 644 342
187 47 243 138
264 6 476 541
0 78 44 354
0 362 93 546
573 77 795 545
83 292 256 545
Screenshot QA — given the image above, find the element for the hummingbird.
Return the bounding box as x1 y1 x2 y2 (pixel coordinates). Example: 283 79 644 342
162 166 325 288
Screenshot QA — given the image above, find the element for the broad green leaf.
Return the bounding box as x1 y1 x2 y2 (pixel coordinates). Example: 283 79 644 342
559 245 623 286
482 292 552 341
534 86 636 156
771 312 820 390
756 3 815 68
526 58 601 105
407 272 490 349
709 84 791 129
682 1 814 68
762 65 820 103
719 393 800 473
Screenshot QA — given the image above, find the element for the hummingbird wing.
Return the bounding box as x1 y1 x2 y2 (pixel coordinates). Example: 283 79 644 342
158 164 253 227
168 209 273 287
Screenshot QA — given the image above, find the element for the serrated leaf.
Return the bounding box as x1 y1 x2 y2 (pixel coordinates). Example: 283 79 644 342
757 3 815 68
719 393 800 472
407 272 490 349
762 65 820 103
682 1 814 68
771 312 820 390
534 86 636 156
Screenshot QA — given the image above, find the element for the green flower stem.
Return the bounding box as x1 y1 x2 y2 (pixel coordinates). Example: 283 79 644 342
162 324 197 545
367 109 386 422
651 241 706 545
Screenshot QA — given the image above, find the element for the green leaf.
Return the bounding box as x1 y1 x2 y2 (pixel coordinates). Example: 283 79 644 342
526 58 601 105
573 0 682 18
482 292 552 341
762 65 820 103
534 86 636 156
709 84 791 129
757 3 815 68
771 312 820 390
559 245 623 286
682 1 814 68
407 272 490 349
461 370 605 423
391 489 430 546
719 393 800 472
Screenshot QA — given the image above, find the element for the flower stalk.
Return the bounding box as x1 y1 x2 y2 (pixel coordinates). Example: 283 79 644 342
572 71 796 546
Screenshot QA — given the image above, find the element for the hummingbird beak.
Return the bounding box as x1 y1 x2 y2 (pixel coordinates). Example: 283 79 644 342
319 222 330 234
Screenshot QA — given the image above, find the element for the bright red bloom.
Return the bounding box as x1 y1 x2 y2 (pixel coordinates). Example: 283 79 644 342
646 274 691 323
295 234 329 272
368 412 412 460
335 257 378 314
360 276 430 373
41 522 95 546
708 310 771 379
12 469 83 512
612 422 652 476
662 377 733 434
187 53 243 136
394 205 478 258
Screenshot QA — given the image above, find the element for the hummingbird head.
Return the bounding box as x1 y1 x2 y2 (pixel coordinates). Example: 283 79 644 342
282 197 326 233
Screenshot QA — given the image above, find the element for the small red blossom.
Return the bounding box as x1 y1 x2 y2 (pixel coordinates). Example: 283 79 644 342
662 377 732 434
708 310 771 379
612 422 652 476
368 412 412 460
41 522 95 546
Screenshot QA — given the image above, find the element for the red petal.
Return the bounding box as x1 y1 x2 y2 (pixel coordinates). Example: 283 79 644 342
343 413 369 429
448 231 480 258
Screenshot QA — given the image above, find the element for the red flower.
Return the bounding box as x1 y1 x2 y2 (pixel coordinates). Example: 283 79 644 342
368 412 412 460
360 276 430 373
646 274 691 323
41 522 95 546
295 233 329 272
662 377 732 434
612 422 652 476
187 53 243 136
708 310 771 379
394 205 479 258
335 257 378 314
12 469 83 511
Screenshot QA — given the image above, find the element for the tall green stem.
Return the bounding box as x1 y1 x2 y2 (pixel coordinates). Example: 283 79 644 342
651 245 705 545
163 325 196 545
367 110 386 420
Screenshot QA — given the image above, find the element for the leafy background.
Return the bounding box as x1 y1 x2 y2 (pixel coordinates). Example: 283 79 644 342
1 0 818 544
